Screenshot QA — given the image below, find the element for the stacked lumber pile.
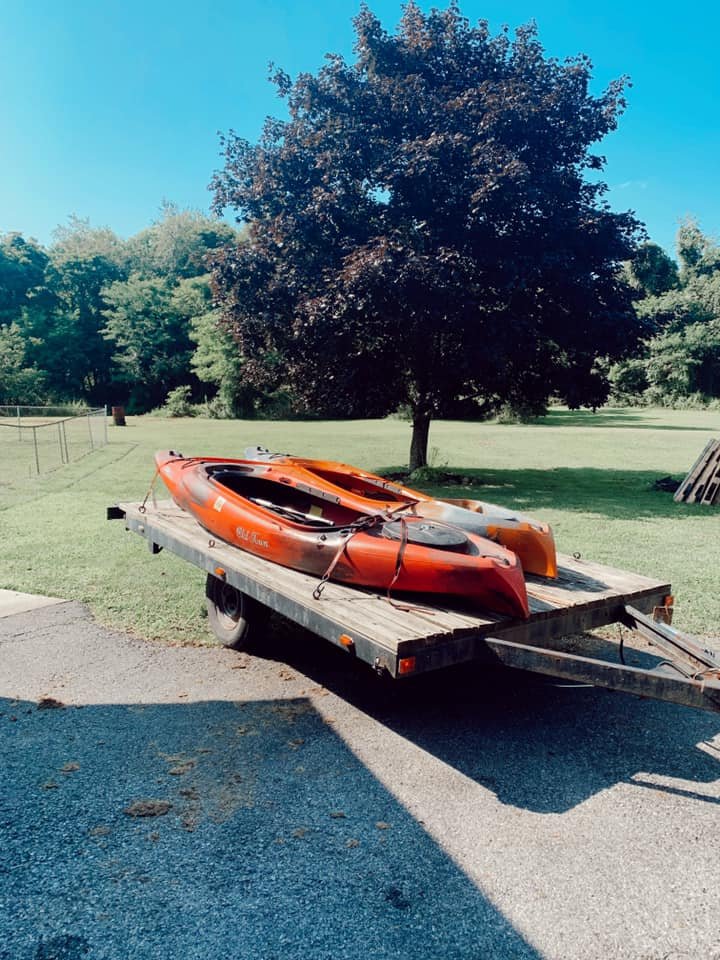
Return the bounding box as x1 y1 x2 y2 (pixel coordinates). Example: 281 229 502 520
674 439 720 504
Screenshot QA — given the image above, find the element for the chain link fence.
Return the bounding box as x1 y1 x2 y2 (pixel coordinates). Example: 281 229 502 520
0 406 109 481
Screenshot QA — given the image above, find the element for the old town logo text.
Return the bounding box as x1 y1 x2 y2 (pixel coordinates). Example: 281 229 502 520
235 526 270 549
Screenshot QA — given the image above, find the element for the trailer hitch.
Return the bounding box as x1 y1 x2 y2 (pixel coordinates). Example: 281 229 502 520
622 604 720 675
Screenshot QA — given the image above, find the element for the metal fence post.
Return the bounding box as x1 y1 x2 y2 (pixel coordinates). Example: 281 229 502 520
103 406 108 446
87 412 94 450
57 422 65 464
32 426 40 475
61 420 69 464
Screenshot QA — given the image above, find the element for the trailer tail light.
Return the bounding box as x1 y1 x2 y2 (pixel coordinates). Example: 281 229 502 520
398 656 416 676
653 594 674 624
214 567 226 579
339 634 354 648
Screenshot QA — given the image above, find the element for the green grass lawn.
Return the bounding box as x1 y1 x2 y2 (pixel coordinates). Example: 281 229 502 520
1 407 719 643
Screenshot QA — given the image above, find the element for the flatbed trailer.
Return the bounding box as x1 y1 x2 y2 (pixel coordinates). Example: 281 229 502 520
109 500 720 713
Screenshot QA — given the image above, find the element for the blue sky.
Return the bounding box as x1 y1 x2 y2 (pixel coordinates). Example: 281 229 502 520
1 0 717 255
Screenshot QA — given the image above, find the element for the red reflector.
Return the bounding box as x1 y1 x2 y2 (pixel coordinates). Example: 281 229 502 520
339 634 354 648
663 595 674 606
398 657 416 675
214 567 226 578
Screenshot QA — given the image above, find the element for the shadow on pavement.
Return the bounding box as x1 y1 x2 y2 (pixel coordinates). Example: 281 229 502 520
255 624 720 816
0 694 541 960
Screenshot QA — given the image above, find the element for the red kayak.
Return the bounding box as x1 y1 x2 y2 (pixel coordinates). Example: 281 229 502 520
244 447 557 578
155 450 530 619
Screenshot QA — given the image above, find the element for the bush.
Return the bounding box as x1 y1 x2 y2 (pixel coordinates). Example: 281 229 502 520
387 404 413 422
642 390 720 411
198 396 233 419
161 385 195 418
495 402 545 424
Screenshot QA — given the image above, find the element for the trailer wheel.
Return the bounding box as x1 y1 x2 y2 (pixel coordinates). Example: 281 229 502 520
205 574 264 650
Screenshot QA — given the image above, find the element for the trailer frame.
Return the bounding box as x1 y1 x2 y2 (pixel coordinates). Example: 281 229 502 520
109 500 720 713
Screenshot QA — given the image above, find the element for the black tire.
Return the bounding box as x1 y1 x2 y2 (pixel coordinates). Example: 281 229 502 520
205 574 266 650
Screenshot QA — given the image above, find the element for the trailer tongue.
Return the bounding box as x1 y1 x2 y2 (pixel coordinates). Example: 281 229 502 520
109 499 720 714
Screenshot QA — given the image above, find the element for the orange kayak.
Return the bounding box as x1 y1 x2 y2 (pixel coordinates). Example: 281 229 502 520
155 450 530 619
245 448 557 578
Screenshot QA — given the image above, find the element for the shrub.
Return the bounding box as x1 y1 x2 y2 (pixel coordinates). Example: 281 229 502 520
161 385 195 418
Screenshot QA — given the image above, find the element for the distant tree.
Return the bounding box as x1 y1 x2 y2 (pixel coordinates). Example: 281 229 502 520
609 220 720 404
9 219 128 405
102 274 212 410
100 208 237 411
0 234 54 403
1 213 238 410
188 286 261 417
51 215 128 270
211 2 644 468
38 251 125 403
645 321 720 400
607 357 648 404
126 203 236 279
628 242 679 297
677 217 710 275
0 322 46 404
0 233 49 325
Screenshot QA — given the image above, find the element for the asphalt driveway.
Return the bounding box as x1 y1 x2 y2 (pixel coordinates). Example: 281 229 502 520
1 598 719 960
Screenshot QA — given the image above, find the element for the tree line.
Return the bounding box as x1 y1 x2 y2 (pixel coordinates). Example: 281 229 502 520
4 211 715 419
0 206 283 417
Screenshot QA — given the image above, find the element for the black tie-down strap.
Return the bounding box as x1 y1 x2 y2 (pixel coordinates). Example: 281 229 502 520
312 514 386 600
312 511 434 614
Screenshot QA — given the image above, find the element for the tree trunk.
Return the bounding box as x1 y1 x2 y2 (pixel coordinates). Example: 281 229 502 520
409 412 431 472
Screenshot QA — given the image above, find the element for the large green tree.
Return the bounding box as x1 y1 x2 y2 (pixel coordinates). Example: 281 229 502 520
211 2 645 468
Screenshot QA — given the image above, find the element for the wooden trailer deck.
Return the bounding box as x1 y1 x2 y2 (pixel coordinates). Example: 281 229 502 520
111 500 720 712
119 501 654 650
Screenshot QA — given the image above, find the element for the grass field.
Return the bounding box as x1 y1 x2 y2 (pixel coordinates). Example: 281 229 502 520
1 407 719 643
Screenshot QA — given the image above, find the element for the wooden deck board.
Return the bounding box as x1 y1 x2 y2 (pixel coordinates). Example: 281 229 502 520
121 500 671 657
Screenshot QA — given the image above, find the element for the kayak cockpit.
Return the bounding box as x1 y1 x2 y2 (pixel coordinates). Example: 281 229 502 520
206 465 371 528
303 466 413 504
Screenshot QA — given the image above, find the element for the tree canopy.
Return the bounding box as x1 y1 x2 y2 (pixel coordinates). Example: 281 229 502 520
211 1 645 466
610 220 720 405
0 234 49 325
